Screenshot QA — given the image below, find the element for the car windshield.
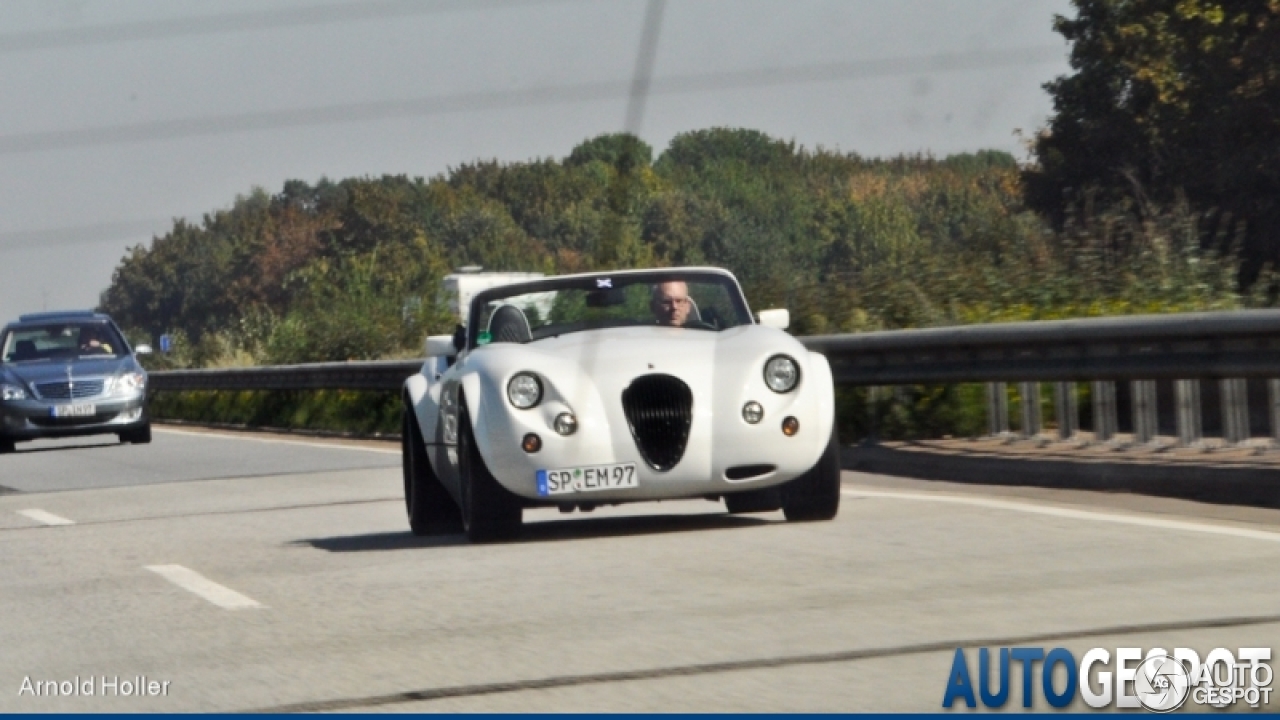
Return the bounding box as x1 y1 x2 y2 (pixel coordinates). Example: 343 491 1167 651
1 323 126 362
469 271 753 348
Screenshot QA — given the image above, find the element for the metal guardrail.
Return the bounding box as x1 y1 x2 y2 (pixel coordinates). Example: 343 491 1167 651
149 309 1280 447
149 359 422 392
803 310 1280 385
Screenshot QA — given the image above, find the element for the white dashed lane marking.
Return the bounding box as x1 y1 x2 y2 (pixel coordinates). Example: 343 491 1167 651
844 488 1280 544
16 509 75 526
145 564 264 610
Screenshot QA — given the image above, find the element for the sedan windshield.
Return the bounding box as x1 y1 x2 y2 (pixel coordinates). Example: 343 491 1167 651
470 272 753 347
1 323 126 362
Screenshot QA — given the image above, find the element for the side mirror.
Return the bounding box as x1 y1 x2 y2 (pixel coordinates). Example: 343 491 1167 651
424 335 457 358
135 344 153 355
756 309 790 330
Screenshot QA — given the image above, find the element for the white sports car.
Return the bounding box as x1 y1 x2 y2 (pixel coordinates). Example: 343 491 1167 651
401 267 840 542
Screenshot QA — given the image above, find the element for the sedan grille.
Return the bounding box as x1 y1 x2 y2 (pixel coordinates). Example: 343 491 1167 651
35 380 104 400
621 374 692 472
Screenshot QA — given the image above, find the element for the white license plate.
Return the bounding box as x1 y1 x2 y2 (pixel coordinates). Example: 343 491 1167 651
51 404 95 418
537 462 638 496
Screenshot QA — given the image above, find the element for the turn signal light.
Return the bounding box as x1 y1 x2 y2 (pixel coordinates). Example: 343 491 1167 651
781 416 800 436
522 433 542 453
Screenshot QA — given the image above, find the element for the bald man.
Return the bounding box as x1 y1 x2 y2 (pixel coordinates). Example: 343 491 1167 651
650 281 692 327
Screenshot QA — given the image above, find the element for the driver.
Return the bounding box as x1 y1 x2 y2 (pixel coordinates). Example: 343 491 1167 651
650 281 692 327
79 326 113 355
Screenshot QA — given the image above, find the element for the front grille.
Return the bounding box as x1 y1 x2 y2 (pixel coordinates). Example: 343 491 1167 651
35 380 104 400
621 374 692 472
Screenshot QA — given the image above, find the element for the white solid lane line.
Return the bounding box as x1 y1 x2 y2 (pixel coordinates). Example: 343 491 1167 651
843 488 1280 544
145 564 264 610
16 509 75 526
154 426 399 455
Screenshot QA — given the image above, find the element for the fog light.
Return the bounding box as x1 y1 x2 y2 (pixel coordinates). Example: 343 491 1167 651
742 401 763 424
781 416 799 436
553 412 578 436
522 433 542 453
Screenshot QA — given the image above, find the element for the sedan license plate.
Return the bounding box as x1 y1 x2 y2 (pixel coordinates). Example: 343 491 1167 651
51 404 95 418
536 462 637 496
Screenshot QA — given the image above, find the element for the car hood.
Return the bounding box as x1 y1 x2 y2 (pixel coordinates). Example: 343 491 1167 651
525 325 762 380
2 357 137 387
464 324 812 411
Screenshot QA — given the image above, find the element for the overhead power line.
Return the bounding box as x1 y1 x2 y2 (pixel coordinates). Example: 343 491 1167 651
0 45 1066 156
0 0 576 54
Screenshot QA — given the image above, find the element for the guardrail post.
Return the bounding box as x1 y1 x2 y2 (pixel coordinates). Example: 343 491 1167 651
866 386 880 441
1054 382 1078 440
1220 378 1250 445
1131 380 1157 445
1270 379 1280 447
1018 382 1041 438
1175 380 1202 447
1092 381 1117 442
986 382 1008 437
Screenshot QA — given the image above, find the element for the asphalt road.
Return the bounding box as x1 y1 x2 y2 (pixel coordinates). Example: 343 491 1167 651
0 427 399 493
1 427 1278 712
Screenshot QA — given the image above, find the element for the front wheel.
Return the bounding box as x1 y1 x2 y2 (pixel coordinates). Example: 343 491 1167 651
0 437 14 454
780 424 841 522
457 398 522 543
403 406 463 536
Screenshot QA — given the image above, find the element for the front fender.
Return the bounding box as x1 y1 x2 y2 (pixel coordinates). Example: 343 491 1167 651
807 350 836 440
404 357 448 442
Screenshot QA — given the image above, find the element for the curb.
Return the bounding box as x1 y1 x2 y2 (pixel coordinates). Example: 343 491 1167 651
843 444 1280 509
154 419 400 443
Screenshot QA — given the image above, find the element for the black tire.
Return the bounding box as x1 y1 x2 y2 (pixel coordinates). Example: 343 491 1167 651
724 487 782 514
780 424 842 522
119 423 152 445
0 438 14 454
402 406 463 536
457 398 522 543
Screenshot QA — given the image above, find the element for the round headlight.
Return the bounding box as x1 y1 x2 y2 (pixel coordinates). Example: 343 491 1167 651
554 412 578 436
742 401 764 424
763 355 800 393
507 373 543 409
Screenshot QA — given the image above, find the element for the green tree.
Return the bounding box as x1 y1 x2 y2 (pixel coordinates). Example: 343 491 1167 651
1024 0 1280 277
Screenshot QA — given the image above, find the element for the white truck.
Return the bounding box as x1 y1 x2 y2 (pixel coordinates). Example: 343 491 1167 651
442 267 546 325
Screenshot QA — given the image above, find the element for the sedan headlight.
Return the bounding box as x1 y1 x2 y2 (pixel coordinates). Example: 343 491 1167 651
506 372 543 409
763 355 800 393
1 383 26 401
111 372 147 395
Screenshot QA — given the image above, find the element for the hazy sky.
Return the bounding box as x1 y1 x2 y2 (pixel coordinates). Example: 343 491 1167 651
0 0 1073 325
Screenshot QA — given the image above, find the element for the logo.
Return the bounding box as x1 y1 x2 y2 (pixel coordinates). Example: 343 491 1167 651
1134 654 1190 712
596 278 612 288
942 646 1272 711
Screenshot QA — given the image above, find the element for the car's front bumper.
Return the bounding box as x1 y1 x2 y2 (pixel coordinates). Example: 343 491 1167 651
474 388 833 504
0 393 148 442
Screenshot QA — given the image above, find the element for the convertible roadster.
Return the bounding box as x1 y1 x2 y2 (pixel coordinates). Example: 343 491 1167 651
401 267 840 541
